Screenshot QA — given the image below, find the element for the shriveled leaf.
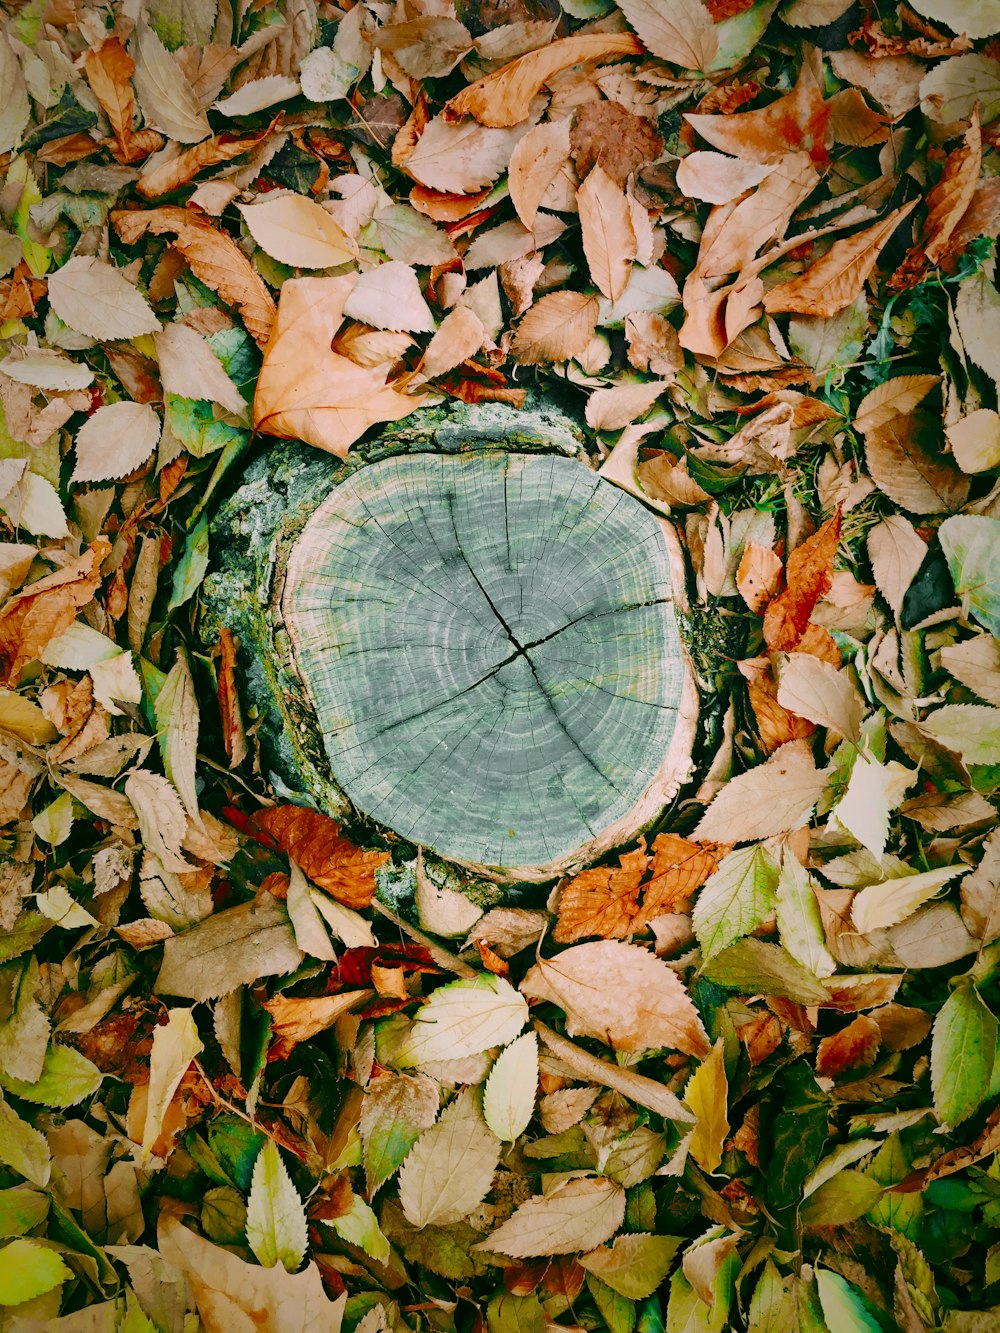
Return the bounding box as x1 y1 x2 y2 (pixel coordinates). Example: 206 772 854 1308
521 940 709 1057
474 1176 625 1257
534 1022 694 1124
763 510 841 652
483 1032 538 1142
397 1087 501 1227
399 973 527 1066
246 1141 307 1272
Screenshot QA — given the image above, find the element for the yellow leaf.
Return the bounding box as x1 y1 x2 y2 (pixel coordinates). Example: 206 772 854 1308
685 1039 729 1174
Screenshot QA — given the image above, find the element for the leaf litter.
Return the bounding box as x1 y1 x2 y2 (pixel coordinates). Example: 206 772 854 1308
1 0 1000 1326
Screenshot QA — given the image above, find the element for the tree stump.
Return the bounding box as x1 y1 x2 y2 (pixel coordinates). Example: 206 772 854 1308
204 399 697 883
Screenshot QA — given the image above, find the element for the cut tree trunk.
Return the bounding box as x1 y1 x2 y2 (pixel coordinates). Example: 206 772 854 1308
203 399 697 884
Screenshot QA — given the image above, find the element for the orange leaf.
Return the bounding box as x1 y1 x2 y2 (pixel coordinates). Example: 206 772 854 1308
253 275 428 456
763 202 917 318
686 65 831 165
137 125 276 199
216 628 247 769
924 110 981 265
251 805 389 908
554 843 652 943
112 206 276 348
264 991 373 1057
446 33 642 128
643 834 724 918
763 509 842 653
0 539 110 686
815 1014 881 1077
736 542 783 614
84 38 140 162
577 165 636 302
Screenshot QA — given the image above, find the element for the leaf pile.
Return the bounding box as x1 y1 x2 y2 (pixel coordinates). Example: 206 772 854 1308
2 0 1000 1328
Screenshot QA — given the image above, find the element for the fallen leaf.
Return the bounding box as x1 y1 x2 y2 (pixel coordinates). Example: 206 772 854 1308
685 1040 729 1173
924 110 981 265
237 195 358 269
763 509 842 652
570 100 664 189
616 0 718 71
263 992 372 1056
446 34 643 128
777 653 862 741
736 542 783 613
155 894 303 1001
511 291 599 364
397 1086 500 1227
142 1007 202 1157
72 401 161 484
474 1176 626 1257
483 1031 538 1141
404 115 529 193
534 1021 694 1123
508 119 572 231
342 262 435 333
253 275 428 457
692 843 780 962
577 165 637 303
675 151 773 205
47 255 161 341
83 38 144 162
250 803 389 908
866 515 926 618
521 940 710 1056
133 23 211 145
693 739 828 842
686 66 831 164
398 973 528 1065
0 540 110 687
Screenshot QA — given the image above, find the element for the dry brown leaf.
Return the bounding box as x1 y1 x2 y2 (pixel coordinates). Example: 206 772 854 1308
253 275 428 456
736 542 783 613
0 540 110 686
264 991 373 1055
777 652 863 742
855 375 939 436
511 291 599 365
137 125 275 199
643 835 724 917
569 100 664 189
764 202 917 318
625 313 683 377
522 940 710 1057
577 165 637 302
84 37 147 164
867 515 927 618
924 111 981 265
585 381 667 431
446 33 643 128
554 844 651 942
216 627 247 769
815 1014 881 1076
675 152 773 205
763 509 842 652
686 66 831 165
418 306 485 381
616 0 718 71
250 804 389 908
865 413 970 515
508 119 572 231
696 153 818 281
940 635 1000 707
693 738 828 842
112 207 277 348
405 115 528 194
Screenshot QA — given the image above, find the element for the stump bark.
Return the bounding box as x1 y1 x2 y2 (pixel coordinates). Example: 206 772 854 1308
204 399 697 883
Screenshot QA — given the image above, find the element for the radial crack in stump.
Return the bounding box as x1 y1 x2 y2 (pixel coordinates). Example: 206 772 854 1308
204 403 697 883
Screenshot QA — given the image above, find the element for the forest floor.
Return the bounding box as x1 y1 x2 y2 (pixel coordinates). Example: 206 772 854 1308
1 0 1000 1328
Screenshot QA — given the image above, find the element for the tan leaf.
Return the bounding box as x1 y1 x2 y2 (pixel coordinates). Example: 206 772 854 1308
112 206 276 348
585 381 667 432
508 119 571 231
137 126 273 199
764 202 917 318
675 151 773 205
693 738 828 842
616 0 718 71
521 940 710 1057
763 509 842 652
446 33 643 128
237 195 358 270
625 313 684 377
865 413 970 514
418 306 485 381
154 322 248 418
341 262 434 333
47 255 161 341
941 634 1000 707
263 991 372 1054
253 275 428 456
511 291 599 365
372 17 472 80
855 374 939 436
249 804 388 909
0 540 110 687
924 110 981 264
72 401 161 484
133 23 211 145
84 37 141 162
474 1176 626 1257
736 542 783 614
405 116 528 194
777 653 863 742
577 165 636 302
686 66 831 165
867 515 927 618
946 408 1000 474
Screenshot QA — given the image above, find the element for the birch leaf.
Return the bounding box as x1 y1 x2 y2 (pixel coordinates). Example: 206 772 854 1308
777 654 862 742
342 262 435 333
579 1234 683 1299
483 1032 538 1142
246 1141 308 1272
360 1072 439 1196
508 119 571 231
616 0 719 71
397 1087 500 1227
474 1176 625 1257
398 973 528 1066
511 291 599 364
931 983 997 1127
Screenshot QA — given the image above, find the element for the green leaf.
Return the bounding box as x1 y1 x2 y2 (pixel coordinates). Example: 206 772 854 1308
168 511 210 611
483 1032 538 1142
775 855 835 978
486 1291 547 1333
939 515 1000 637
580 1233 683 1299
921 705 1000 766
587 1273 637 1333
0 1096 50 1186
245 1140 308 1272
0 1187 48 1239
0 1237 71 1305
931 982 997 1126
815 1270 882 1333
201 1186 247 1245
692 844 779 962
326 1193 390 1264
798 1171 883 1229
360 1071 439 1196
865 1133 922 1241
0 1042 102 1107
702 938 829 1003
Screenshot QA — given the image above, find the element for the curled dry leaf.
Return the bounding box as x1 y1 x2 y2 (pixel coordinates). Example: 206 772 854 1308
0 540 110 687
249 803 389 908
521 939 710 1057
763 509 842 652
446 33 643 128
